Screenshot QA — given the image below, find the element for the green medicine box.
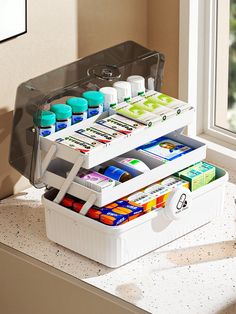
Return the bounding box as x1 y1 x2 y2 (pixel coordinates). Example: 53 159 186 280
175 162 216 191
192 162 216 185
178 168 205 191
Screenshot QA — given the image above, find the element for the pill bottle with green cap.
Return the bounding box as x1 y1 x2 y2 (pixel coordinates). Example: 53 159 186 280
127 75 145 97
99 87 118 112
50 104 72 131
33 110 56 137
113 81 132 103
82 91 104 118
66 97 88 124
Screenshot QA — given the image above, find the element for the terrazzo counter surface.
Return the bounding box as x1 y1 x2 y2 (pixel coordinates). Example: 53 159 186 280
0 169 236 314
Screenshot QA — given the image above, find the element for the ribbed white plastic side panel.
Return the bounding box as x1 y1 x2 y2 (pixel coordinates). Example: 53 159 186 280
42 167 228 268
45 205 119 265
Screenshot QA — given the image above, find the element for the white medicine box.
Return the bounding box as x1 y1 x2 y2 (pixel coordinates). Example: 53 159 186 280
9 41 228 267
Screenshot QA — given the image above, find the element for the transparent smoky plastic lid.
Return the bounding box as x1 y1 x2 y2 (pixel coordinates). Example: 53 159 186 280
9 41 165 187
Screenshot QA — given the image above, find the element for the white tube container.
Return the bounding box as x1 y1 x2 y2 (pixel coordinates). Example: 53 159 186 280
114 157 150 176
113 81 132 103
127 75 145 97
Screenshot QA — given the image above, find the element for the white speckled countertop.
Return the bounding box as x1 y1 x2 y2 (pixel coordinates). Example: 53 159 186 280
0 168 236 314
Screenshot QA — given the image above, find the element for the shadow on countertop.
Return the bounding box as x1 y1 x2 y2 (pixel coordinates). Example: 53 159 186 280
166 240 236 268
216 302 236 314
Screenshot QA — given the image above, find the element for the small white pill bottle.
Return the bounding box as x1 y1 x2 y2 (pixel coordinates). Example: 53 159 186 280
99 86 118 112
113 81 132 103
127 75 145 97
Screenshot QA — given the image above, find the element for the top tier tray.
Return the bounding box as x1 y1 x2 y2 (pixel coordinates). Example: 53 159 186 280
40 108 195 170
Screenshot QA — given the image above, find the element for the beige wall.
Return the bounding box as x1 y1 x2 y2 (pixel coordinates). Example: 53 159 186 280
78 0 148 57
78 0 179 96
0 0 179 199
148 0 179 98
0 0 78 199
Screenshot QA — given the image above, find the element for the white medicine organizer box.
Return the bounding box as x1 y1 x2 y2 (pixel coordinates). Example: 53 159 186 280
10 41 228 268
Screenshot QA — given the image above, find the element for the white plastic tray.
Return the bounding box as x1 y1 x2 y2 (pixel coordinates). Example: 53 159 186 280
42 166 228 268
42 130 206 207
40 108 195 169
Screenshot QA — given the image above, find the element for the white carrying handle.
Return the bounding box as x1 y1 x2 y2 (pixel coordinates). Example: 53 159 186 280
164 187 192 221
80 194 97 216
53 155 84 204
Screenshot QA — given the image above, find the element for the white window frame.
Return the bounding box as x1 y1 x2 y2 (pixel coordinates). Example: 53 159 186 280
179 0 236 169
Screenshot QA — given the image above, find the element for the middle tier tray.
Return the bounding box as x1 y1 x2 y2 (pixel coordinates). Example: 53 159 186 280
42 130 206 207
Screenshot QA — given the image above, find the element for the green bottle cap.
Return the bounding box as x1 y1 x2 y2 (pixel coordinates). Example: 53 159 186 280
82 91 104 107
50 104 72 120
66 97 88 113
33 110 56 127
